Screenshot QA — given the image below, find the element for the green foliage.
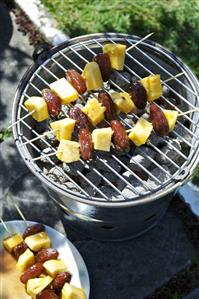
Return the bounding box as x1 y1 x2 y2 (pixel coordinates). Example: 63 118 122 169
41 0 199 76
0 129 12 143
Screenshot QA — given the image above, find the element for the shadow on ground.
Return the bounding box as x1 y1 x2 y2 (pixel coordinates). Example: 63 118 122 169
0 138 197 299
0 2 33 129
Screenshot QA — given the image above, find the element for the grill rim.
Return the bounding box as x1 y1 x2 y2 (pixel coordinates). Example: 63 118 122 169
12 32 199 207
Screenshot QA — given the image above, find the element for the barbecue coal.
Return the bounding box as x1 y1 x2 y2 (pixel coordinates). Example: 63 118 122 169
49 166 68 184
110 71 132 90
80 171 101 189
129 146 156 171
156 139 182 165
63 161 85 177
65 181 79 192
96 156 122 173
150 166 170 183
40 148 59 164
162 85 170 97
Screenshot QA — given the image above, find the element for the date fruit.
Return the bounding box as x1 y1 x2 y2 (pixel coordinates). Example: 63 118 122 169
110 120 129 151
42 89 61 117
69 106 89 130
93 53 111 81
36 248 59 263
53 272 72 291
79 128 93 160
36 289 59 299
66 69 86 94
128 82 147 109
150 103 169 136
23 224 45 239
13 241 28 260
98 90 115 121
20 262 43 284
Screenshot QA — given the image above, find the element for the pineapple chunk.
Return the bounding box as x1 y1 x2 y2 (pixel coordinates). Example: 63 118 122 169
140 74 162 101
111 92 135 114
50 78 79 104
27 275 53 297
163 109 179 132
3 233 23 253
16 249 35 272
57 140 80 163
92 128 113 152
24 97 49 122
103 43 126 70
43 259 67 278
50 118 76 141
81 98 106 126
82 62 104 90
62 283 86 299
128 117 153 146
25 231 51 252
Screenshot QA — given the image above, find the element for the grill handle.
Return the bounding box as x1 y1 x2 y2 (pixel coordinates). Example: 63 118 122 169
32 43 53 65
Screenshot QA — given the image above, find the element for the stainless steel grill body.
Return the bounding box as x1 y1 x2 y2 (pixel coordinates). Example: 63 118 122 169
12 33 199 240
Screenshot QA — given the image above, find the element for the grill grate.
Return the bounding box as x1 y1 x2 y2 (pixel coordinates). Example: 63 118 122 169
14 34 199 202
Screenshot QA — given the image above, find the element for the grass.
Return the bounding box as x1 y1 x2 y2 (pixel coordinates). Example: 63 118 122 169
0 129 12 143
41 0 199 77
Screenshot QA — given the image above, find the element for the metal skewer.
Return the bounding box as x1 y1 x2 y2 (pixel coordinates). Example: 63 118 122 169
0 217 11 234
164 72 184 83
178 108 199 116
19 128 59 147
126 32 154 52
14 203 29 226
7 110 34 129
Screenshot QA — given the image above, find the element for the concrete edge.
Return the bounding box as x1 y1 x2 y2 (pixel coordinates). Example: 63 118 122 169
178 182 199 218
15 0 69 46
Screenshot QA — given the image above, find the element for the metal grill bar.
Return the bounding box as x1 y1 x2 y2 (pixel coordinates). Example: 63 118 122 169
41 50 177 188
63 42 188 169
21 76 129 199
20 120 90 197
78 40 195 152
20 88 124 200
92 38 198 137
15 35 199 203
122 43 199 127
132 44 197 97
27 84 143 196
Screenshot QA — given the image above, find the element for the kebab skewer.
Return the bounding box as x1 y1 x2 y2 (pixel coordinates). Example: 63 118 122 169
2 220 86 299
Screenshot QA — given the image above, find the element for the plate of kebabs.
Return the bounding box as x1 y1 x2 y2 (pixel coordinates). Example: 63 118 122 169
0 220 90 299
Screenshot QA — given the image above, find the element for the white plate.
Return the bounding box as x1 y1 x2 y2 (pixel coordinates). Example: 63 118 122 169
0 220 90 298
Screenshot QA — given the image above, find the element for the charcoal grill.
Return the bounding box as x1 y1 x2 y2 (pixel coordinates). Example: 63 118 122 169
12 33 199 240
